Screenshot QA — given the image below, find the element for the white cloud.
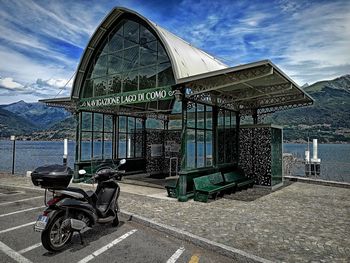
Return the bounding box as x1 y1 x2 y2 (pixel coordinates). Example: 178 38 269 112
0 0 349 105
176 1 350 84
0 77 24 91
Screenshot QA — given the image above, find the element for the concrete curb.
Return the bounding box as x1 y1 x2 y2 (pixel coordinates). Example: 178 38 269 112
284 176 350 188
121 210 274 263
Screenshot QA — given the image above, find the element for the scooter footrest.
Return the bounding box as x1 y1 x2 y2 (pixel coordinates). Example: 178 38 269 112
97 216 114 224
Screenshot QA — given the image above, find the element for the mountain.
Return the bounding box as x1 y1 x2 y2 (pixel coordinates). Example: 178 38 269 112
0 75 349 142
30 116 76 140
270 74 350 142
2 101 71 128
0 108 37 137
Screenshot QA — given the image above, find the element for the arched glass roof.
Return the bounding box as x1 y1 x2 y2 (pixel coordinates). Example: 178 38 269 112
71 7 227 99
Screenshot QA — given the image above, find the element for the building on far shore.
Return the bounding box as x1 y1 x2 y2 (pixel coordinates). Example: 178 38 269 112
41 7 313 201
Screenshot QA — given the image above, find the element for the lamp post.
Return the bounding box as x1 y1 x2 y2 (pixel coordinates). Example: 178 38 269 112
10 135 16 174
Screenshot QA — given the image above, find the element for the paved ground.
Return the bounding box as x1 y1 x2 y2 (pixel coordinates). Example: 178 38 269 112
0 186 233 263
0 173 349 262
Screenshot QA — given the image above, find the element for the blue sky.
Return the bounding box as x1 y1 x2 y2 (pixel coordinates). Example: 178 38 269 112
0 0 349 104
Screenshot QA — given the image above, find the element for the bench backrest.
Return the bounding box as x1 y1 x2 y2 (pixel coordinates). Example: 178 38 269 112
193 176 213 189
223 171 245 183
208 172 224 185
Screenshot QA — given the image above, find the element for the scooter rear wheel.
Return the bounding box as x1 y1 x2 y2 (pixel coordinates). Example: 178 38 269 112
41 212 73 252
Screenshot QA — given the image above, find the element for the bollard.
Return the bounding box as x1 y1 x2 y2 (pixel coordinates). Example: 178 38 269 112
63 138 68 166
10 135 16 174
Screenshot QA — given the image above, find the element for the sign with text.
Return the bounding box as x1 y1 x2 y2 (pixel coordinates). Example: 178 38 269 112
79 86 174 110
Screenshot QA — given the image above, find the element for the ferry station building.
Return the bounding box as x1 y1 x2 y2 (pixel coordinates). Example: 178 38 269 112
43 7 313 201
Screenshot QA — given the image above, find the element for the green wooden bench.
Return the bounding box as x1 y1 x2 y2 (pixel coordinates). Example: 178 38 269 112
223 170 255 191
165 167 219 199
193 174 235 202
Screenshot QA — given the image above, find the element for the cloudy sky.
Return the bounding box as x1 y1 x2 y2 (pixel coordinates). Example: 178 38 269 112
0 0 349 104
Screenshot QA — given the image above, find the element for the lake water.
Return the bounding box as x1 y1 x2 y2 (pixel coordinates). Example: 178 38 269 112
283 143 350 182
0 141 349 182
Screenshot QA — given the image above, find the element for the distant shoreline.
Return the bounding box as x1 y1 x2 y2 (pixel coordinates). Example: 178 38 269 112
0 137 349 144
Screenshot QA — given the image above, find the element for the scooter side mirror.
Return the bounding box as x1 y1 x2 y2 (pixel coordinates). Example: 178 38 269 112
119 159 126 165
78 169 87 175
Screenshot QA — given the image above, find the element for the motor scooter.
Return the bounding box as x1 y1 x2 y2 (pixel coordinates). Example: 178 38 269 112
32 159 126 252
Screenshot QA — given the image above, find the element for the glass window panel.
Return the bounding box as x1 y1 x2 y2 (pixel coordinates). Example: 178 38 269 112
81 112 92 131
158 43 169 64
197 103 205 129
92 54 107 78
168 119 181 130
158 62 174 87
186 129 195 169
93 113 103 131
148 40 157 52
82 79 93 98
93 132 103 159
146 118 163 129
218 126 225 164
225 128 232 163
116 23 123 36
231 112 237 128
140 46 157 66
225 111 231 127
124 20 139 45
127 133 135 158
171 101 182 114
104 115 113 132
206 131 213 166
124 46 139 70
123 70 138 92
187 103 196 128
81 132 92 161
128 117 135 132
135 133 143 158
118 133 126 158
119 116 126 132
206 109 213 130
218 110 225 127
103 133 113 159
140 25 156 44
107 74 121 94
139 66 156 89
93 77 107 97
197 130 205 168
109 34 123 53
108 52 123 74
136 118 143 129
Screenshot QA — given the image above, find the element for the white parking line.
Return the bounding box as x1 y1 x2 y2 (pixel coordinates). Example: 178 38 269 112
0 206 45 218
18 243 42 254
0 196 42 206
166 247 186 263
0 222 36 234
0 241 33 263
77 229 138 263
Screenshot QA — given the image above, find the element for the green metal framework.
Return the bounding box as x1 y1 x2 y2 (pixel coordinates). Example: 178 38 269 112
39 7 314 198
79 111 145 162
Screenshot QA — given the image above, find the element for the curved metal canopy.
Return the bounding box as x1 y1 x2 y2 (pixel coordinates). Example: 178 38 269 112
42 7 313 117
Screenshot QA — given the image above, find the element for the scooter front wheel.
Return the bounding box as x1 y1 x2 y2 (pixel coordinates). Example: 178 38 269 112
41 212 73 252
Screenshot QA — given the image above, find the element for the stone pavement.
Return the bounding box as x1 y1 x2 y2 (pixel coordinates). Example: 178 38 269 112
0 172 349 262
